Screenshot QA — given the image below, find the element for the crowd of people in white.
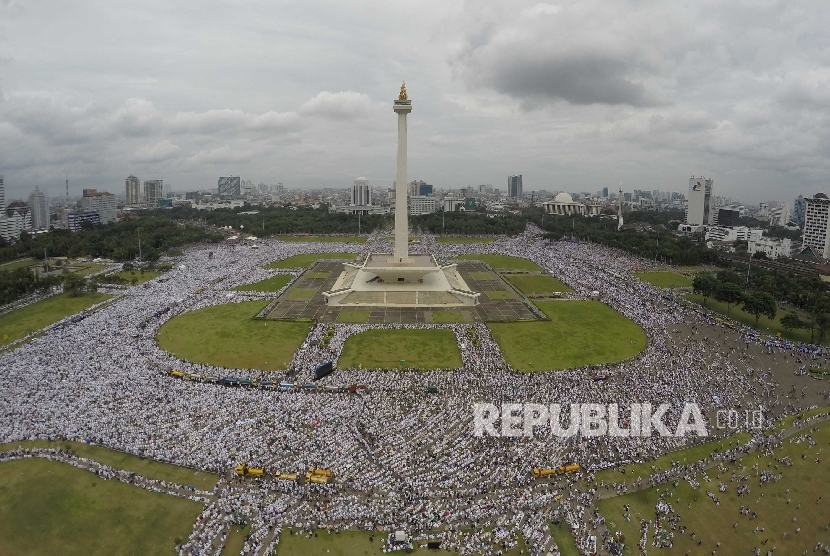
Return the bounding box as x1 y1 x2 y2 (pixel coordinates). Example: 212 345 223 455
1 225 827 556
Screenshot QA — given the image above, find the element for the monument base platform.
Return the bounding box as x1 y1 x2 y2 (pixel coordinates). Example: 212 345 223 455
322 252 480 307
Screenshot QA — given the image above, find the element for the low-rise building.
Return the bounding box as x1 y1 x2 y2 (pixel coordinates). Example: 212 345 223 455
705 226 763 243
67 210 101 232
748 236 792 259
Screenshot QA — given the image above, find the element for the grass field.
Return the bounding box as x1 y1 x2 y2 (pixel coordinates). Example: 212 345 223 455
0 292 112 347
453 254 542 271
157 301 311 370
432 310 465 323
336 310 370 323
221 523 251 555
469 271 496 280
635 271 694 288
485 290 515 300
0 257 36 270
286 288 318 300
0 439 217 490
276 529 526 556
106 270 161 285
267 253 357 269
232 274 292 292
273 235 367 243
73 263 108 276
0 458 202 556
339 329 462 369
597 420 830 555
686 294 824 345
506 274 572 294
550 521 581 556
488 301 646 371
435 237 496 244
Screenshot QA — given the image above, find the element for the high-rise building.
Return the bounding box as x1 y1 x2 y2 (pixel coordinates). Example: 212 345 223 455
803 193 830 258
793 195 806 227
685 176 714 226
28 186 49 230
351 177 371 206
125 175 141 205
218 176 241 196
1 200 32 241
419 183 433 196
144 180 163 206
602 187 609 198
508 175 523 198
67 210 101 232
0 174 4 212
80 189 117 224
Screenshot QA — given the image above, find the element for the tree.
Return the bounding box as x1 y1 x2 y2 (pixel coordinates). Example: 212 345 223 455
781 313 805 334
693 274 717 303
742 291 776 326
62 273 88 297
715 282 744 317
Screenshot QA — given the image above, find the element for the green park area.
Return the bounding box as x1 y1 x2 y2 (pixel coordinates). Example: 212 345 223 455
488 301 646 371
0 439 217 491
221 523 251 555
435 237 496 244
105 270 161 285
267 253 357 269
549 521 580 556
485 290 515 300
0 292 112 347
506 274 572 295
157 301 310 370
273 235 367 243
686 294 822 344
0 458 202 556
432 310 465 323
453 254 542 271
339 329 462 369
276 529 526 556
635 271 694 288
596 420 830 554
336 310 370 323
286 288 318 300
0 257 37 271
232 274 293 292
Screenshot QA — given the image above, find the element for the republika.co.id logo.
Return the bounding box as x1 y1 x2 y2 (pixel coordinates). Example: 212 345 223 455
472 403 761 438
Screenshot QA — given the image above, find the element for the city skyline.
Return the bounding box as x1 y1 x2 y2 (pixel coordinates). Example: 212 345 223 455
0 1 827 202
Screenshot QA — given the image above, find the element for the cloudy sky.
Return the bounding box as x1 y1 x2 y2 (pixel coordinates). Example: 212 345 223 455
0 0 828 203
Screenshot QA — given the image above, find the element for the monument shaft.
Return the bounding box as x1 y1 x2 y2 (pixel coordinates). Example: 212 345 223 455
393 86 412 263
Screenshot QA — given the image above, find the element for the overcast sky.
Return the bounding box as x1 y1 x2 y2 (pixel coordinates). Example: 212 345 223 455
1 0 828 203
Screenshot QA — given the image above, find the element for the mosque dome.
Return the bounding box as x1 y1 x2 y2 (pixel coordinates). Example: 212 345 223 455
554 192 574 204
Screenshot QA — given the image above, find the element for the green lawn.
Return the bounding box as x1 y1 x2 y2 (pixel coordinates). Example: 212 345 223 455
286 288 318 300
105 270 161 285
506 274 572 294
488 301 646 371
0 292 112 347
453 254 542 271
336 311 370 323
73 263 108 276
267 253 357 269
339 329 462 369
0 458 202 556
597 421 830 555
157 301 311 370
232 274 293 292
485 290 515 300
0 439 217 491
550 521 581 556
0 258 36 270
469 271 497 280
686 294 824 344
273 235 367 243
432 310 465 323
221 523 251 555
635 271 694 288
435 237 496 244
276 529 525 556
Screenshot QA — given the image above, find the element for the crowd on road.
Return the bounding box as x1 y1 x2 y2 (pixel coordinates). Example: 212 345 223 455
1 226 828 556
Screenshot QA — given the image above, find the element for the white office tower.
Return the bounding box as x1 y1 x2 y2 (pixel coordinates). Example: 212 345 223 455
125 175 141 205
686 176 714 226
80 189 117 224
28 186 49 230
803 193 830 258
351 177 371 206
144 180 163 206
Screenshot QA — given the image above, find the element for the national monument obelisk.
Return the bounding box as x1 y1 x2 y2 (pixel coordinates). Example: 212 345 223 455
392 82 412 263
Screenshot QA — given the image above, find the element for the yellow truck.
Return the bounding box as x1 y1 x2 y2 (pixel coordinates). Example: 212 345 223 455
305 473 329 484
170 369 184 378
275 472 298 481
532 463 580 478
235 464 264 477
309 468 333 478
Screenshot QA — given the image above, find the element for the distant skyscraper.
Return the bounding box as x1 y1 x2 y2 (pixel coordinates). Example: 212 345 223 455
125 175 141 205
351 177 371 206
602 187 609 198
80 189 117 224
144 180 164 206
794 195 806 227
685 176 714 226
803 193 830 258
0 175 5 213
28 186 49 230
218 176 241 196
508 175 523 198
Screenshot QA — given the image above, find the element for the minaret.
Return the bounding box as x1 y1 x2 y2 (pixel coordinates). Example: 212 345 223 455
392 82 412 263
